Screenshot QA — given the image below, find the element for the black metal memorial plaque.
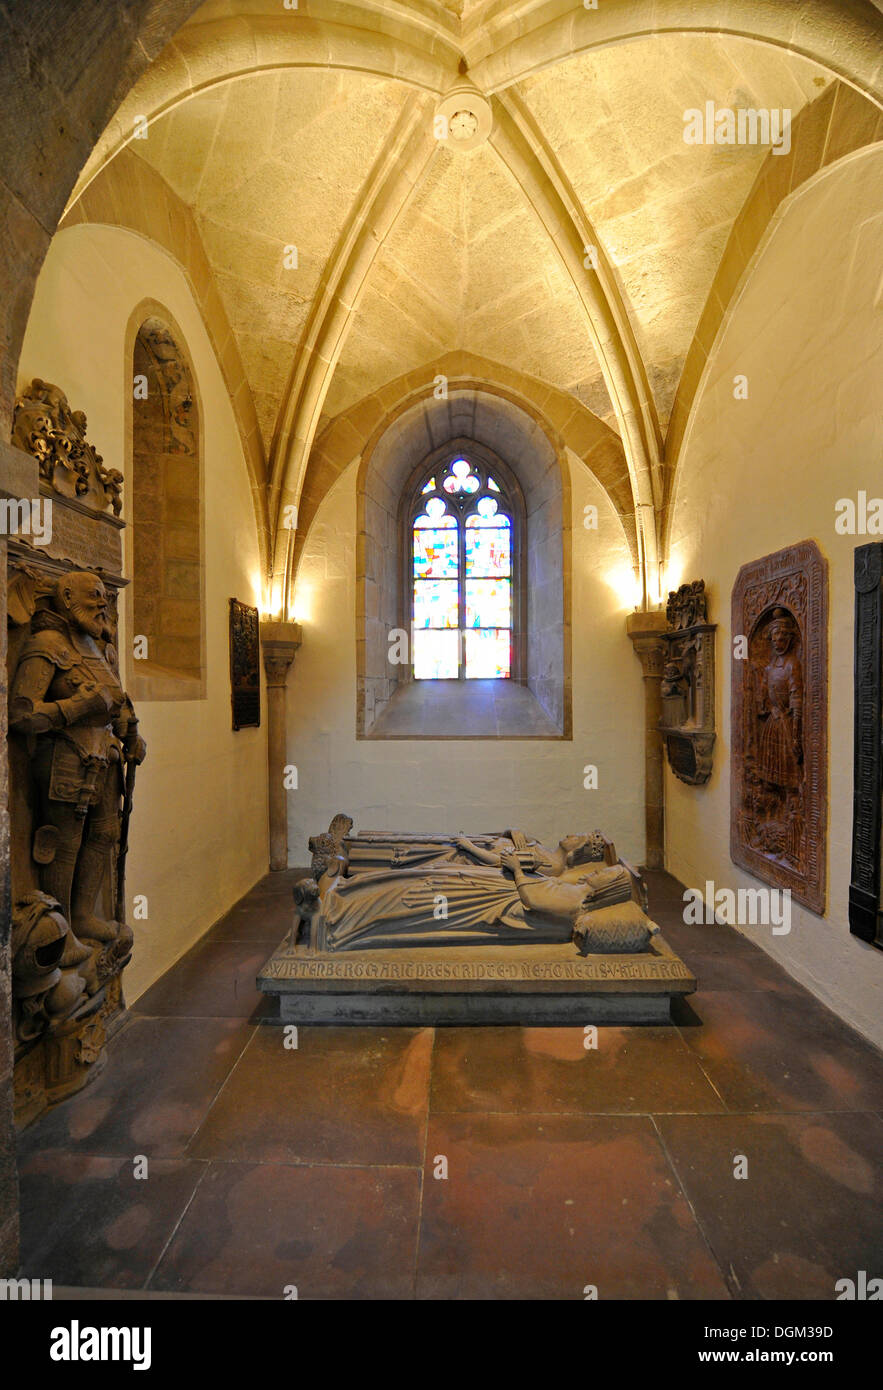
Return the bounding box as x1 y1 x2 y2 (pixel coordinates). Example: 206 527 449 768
849 542 883 948
229 597 260 731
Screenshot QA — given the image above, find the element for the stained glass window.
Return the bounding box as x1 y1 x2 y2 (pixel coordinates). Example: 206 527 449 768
410 459 515 680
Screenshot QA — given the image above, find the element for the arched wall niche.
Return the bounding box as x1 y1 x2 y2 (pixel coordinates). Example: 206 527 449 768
354 387 572 738
124 298 207 700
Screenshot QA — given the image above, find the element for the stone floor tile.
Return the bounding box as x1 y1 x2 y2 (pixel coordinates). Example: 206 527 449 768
430 1025 724 1114
17 1151 205 1290
188 1025 433 1167
416 1112 730 1300
656 1111 883 1299
132 940 274 1020
16 1018 255 1159
676 989 883 1112
149 1161 420 1299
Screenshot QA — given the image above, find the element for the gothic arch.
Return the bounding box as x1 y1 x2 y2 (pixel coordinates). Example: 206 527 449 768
124 299 206 700
354 386 572 737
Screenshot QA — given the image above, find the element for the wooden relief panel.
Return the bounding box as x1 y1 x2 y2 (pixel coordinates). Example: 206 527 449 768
849 542 883 948
229 598 260 731
731 540 828 914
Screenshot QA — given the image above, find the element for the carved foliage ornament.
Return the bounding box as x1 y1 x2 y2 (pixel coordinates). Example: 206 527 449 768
731 540 828 914
13 379 123 515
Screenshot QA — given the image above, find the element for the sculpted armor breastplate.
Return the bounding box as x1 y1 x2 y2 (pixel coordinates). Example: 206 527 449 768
12 624 128 802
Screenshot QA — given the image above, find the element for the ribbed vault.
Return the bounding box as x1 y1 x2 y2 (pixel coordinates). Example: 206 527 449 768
60 0 883 610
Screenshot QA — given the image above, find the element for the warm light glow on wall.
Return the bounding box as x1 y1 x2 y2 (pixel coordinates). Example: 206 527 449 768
604 564 642 610
661 557 683 607
292 584 314 626
260 574 285 621
250 570 270 616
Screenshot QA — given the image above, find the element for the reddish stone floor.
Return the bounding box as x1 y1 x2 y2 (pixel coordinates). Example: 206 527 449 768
15 870 883 1299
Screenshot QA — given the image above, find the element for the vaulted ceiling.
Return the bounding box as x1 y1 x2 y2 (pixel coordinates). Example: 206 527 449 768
63 0 883 600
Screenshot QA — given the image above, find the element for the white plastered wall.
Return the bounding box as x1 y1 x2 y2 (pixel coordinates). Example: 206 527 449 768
17 224 269 1001
287 446 645 865
667 145 883 1048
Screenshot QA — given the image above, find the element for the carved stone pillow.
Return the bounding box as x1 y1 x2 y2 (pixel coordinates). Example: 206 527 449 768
572 901 659 955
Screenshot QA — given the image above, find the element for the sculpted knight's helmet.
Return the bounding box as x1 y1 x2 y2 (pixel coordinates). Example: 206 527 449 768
11 892 87 1039
11 891 67 997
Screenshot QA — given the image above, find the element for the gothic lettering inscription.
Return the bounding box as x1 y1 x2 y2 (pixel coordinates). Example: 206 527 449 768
261 955 692 983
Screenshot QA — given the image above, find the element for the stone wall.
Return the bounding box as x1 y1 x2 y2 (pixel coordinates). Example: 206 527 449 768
666 145 883 1047
17 224 270 1006
0 0 201 1274
357 388 571 734
289 443 642 864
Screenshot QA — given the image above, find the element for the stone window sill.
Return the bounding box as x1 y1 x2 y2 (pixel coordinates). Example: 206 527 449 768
363 678 566 739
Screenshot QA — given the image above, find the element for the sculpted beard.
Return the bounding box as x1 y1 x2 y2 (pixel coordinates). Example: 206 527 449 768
69 597 111 642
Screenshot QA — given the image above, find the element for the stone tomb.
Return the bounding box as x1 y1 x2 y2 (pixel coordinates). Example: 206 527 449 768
258 823 696 1024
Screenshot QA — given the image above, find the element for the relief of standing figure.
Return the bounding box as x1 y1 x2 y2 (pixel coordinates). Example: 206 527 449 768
9 570 147 982
756 607 804 792
750 606 804 862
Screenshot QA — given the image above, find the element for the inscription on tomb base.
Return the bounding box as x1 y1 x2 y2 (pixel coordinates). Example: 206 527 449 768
260 951 693 985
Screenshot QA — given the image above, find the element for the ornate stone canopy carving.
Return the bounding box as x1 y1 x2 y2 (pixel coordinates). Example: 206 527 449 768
12 379 123 516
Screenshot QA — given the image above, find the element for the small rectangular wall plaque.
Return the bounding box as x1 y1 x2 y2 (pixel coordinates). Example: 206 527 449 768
849 542 883 948
731 539 828 914
229 597 260 730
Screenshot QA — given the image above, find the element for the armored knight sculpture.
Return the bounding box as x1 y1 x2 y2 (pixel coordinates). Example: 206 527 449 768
9 570 147 967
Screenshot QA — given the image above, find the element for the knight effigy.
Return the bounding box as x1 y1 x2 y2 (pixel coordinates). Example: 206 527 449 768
8 569 146 1116
258 814 696 1024
299 815 655 955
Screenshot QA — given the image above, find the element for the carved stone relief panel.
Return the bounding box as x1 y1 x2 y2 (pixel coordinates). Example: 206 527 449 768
658 579 716 785
849 542 883 948
731 540 828 914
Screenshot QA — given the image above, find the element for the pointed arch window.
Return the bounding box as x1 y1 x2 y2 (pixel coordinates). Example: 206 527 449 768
409 455 517 680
